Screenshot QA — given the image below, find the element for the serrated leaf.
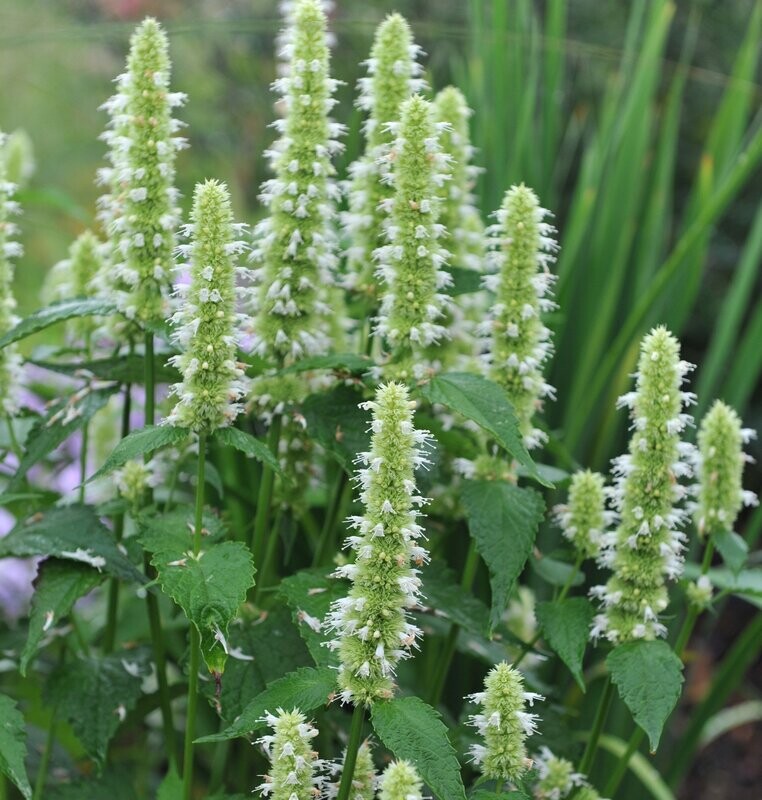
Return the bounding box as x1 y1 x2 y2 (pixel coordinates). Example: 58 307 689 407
139 507 227 551
371 697 466 800
0 693 32 799
213 426 281 473
461 480 545 630
302 385 371 473
0 505 143 583
32 354 180 385
150 540 255 674
279 353 373 375
46 653 149 767
89 425 190 483
607 640 684 751
713 529 748 574
535 598 594 690
0 297 117 348
21 559 104 675
419 373 550 486
195 666 336 743
8 386 118 491
422 561 490 636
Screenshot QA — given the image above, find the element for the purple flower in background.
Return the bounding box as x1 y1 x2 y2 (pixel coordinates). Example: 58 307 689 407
0 508 37 623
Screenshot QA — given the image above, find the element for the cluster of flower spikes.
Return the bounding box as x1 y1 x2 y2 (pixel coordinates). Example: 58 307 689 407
342 13 426 299
467 661 543 786
532 747 587 800
373 95 455 380
97 17 186 327
692 399 757 538
377 760 424 800
590 326 696 643
255 708 326 800
0 133 23 417
166 180 250 432
480 183 557 449
248 0 344 366
325 740 376 800
325 382 432 705
555 470 614 562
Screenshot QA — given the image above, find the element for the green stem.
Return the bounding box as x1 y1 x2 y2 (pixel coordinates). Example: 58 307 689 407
312 469 348 567
183 433 207 800
603 727 644 797
78 424 89 504
255 507 283 603
250 415 282 572
578 676 615 776
32 716 56 800
335 704 365 800
5 417 21 460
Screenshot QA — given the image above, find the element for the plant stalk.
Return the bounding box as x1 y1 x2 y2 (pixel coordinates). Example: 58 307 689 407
251 415 282 573
578 676 615 776
312 469 348 566
335 704 365 800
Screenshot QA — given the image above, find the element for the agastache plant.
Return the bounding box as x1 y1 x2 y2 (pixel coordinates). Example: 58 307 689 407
343 13 426 298
532 747 586 799
325 382 431 705
481 184 557 449
377 760 424 800
326 741 375 800
167 180 249 431
591 326 696 643
249 0 343 365
555 470 612 562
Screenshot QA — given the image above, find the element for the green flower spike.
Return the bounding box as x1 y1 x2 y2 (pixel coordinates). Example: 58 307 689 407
249 0 343 365
467 661 543 786
693 400 757 538
532 747 585 799
166 180 250 432
377 760 424 800
343 13 426 298
481 184 558 449
554 470 613 561
99 17 186 326
326 740 376 800
255 708 326 800
591 326 696 643
374 95 454 379
0 132 23 416
325 382 432 705
114 458 157 511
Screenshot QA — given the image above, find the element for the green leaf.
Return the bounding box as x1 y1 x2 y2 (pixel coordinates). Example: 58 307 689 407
419 373 550 486
156 770 182 800
213 426 281 473
683 564 762 604
195 666 336 743
46 653 149 767
20 559 104 675
607 640 684 751
0 297 118 348
529 554 584 588
32 354 180 385
46 770 138 800
461 480 545 629
443 266 482 296
0 693 32 799
535 598 594 690
139 507 227 551
371 697 466 800
8 386 118 491
422 561 490 636
89 425 190 483
470 792 529 800
713 529 748 574
149 540 255 675
0 505 143 583
279 353 373 375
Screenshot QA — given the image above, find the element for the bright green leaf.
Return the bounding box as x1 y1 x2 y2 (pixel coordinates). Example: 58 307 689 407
32 354 180 385
713 529 748 575
0 694 32 799
213 426 282 473
156 770 182 800
89 425 190 483
535 598 594 690
529 554 584 588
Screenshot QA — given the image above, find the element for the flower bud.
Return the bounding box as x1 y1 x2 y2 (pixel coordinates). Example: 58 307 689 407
555 470 612 561
377 759 424 800
533 747 585 799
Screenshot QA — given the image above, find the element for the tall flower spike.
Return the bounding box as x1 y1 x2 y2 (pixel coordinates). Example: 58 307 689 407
255 708 326 800
324 382 432 705
467 661 543 786
377 760 424 800
532 747 586 799
481 184 557 449
249 0 343 364
0 132 23 416
374 95 453 379
694 400 757 538
325 740 375 800
591 326 696 644
554 470 613 562
343 13 426 297
99 17 186 326
167 180 250 432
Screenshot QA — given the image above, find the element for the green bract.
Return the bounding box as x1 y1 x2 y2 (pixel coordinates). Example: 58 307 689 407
694 400 757 538
481 184 557 449
249 0 342 365
466 661 543 785
591 326 696 643
555 470 611 561
166 180 249 432
377 759 424 800
325 382 431 705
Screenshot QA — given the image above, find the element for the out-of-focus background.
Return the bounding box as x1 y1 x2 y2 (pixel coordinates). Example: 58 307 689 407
1 2 760 797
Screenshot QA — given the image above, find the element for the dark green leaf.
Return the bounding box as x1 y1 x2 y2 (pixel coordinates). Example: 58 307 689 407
461 480 545 629
419 373 550 486
195 666 336 743
371 697 466 800
536 598 594 690
279 353 373 375
713 529 748 574
683 564 762 603
21 559 104 675
0 693 32 799
422 561 490 636
529 554 584 588
89 425 190 482
607 640 684 751
139 507 227 551
32 354 179 385
213 426 281 473
0 505 143 583
443 265 482 296
470 792 529 800
0 298 118 348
